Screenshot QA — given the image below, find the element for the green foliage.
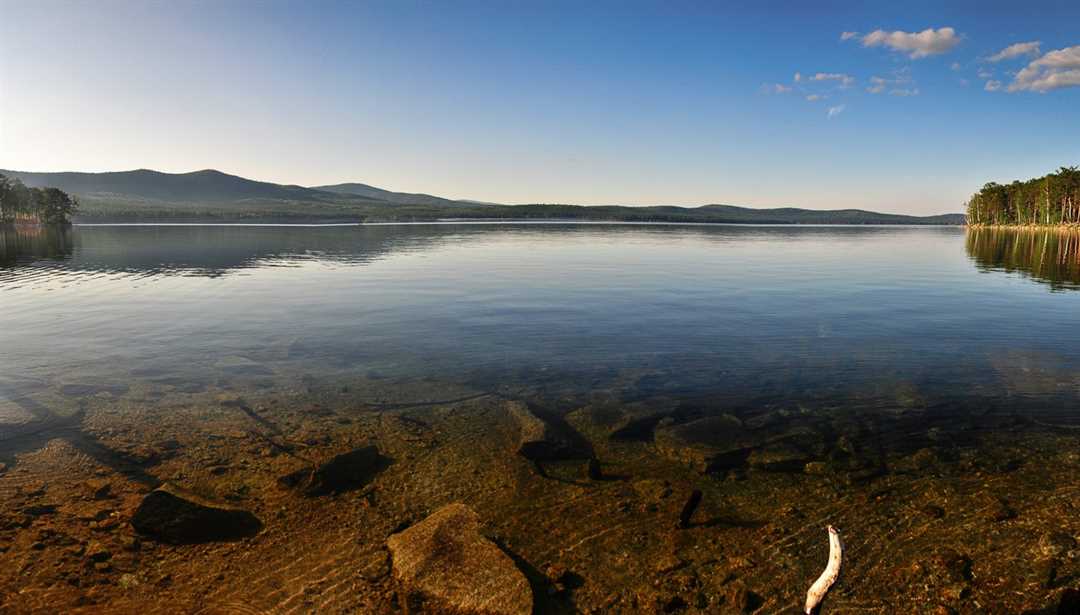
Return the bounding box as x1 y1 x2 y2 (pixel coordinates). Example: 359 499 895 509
0 173 79 226
966 166 1080 225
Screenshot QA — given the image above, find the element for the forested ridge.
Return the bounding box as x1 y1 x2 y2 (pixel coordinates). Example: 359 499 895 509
966 166 1080 225
0 173 79 225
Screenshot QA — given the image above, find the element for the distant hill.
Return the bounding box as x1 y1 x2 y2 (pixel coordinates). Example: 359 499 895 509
314 182 469 207
0 168 965 225
0 168 340 204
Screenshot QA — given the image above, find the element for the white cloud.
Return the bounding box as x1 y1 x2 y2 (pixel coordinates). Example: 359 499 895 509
861 27 961 59
810 72 855 87
827 104 846 118
1008 45 1080 92
761 83 792 94
840 31 858 41
794 71 802 82
986 41 1041 62
806 94 822 101
866 69 914 95
977 69 993 79
984 80 1002 91
950 62 962 71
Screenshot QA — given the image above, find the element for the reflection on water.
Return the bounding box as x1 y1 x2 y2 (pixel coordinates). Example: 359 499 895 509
967 226 1080 290
0 225 74 269
3 223 1080 612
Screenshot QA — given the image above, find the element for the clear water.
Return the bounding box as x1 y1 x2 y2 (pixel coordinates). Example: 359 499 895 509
3 223 1080 416
5 223 1080 612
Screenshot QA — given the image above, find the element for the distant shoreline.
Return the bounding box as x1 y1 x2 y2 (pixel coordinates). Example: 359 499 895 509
68 218 967 228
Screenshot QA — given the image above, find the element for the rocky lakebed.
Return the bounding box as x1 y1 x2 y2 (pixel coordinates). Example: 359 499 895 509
2 372 1080 614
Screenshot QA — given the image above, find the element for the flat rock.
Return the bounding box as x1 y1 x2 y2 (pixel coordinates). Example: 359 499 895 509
278 445 384 496
653 414 749 473
507 401 584 461
131 483 261 544
572 398 680 441
387 503 533 615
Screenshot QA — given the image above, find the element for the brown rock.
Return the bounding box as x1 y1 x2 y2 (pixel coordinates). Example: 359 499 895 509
84 479 112 500
131 483 261 544
387 503 532 615
653 414 749 473
507 401 583 461
278 445 384 496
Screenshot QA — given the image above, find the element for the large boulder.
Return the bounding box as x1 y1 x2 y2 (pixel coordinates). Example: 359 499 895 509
131 483 261 544
387 503 533 615
278 445 384 496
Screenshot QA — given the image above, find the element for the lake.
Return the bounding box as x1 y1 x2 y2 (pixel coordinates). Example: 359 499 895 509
2 223 1079 613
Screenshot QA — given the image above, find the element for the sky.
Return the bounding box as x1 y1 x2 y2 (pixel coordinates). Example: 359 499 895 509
2 1 1079 215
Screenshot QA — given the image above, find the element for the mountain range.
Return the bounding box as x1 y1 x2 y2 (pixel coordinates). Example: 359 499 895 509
0 168 966 225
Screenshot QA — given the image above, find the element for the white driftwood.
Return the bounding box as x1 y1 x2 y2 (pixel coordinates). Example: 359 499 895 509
804 525 843 614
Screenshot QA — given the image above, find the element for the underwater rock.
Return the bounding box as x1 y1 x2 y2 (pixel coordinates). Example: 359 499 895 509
747 442 813 472
507 401 583 461
387 503 533 615
573 399 680 441
83 479 113 501
278 445 384 496
653 414 749 473
131 483 261 544
1060 588 1080 614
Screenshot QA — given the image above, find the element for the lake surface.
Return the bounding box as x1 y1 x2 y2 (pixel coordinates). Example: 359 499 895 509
3 223 1080 612
4 223 1080 422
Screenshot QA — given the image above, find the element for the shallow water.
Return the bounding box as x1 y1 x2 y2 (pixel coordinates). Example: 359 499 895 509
2 223 1080 613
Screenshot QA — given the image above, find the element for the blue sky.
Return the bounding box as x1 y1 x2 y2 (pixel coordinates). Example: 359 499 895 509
2 1 1078 215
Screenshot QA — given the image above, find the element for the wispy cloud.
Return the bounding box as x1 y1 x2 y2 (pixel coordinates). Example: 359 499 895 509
840 31 858 41
977 69 993 79
794 72 802 82
866 68 915 95
986 41 1041 62
806 94 822 101
860 27 961 59
810 72 855 87
827 104 846 118
984 80 1002 91
950 62 962 71
1008 45 1080 92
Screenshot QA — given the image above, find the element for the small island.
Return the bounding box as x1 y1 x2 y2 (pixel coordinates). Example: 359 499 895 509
966 166 1080 226
0 172 79 227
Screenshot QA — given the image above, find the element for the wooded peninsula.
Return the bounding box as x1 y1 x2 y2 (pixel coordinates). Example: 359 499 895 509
0 173 79 226
966 166 1080 226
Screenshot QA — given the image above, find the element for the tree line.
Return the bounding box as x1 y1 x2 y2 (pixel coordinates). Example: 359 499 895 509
0 173 79 225
966 166 1080 225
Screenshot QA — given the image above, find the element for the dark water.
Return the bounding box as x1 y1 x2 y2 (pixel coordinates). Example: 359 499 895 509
3 223 1080 416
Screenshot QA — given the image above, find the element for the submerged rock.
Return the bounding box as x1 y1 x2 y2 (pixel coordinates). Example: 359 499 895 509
278 445 384 496
387 503 533 615
507 401 584 461
653 414 748 473
131 483 261 544
573 399 679 441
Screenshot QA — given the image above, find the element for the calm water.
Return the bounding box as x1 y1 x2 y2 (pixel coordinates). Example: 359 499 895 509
3 223 1080 431
7 223 1080 611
